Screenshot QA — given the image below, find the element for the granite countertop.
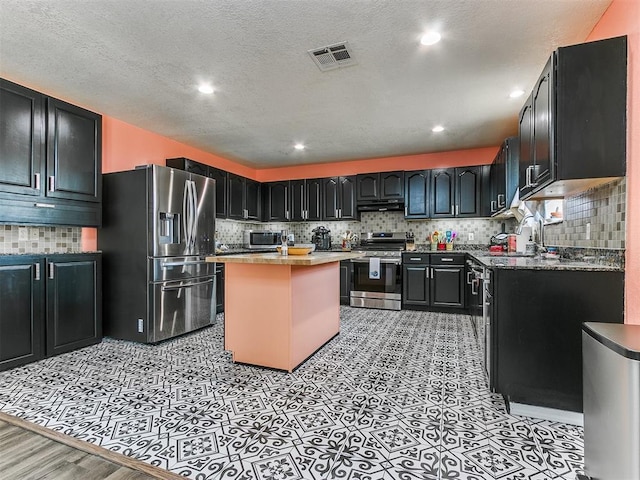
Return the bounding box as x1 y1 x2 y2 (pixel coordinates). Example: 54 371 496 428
207 251 364 266
468 253 623 272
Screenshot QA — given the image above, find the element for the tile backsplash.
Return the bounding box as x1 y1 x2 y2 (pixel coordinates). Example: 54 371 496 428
0 226 82 254
538 178 625 249
216 212 513 247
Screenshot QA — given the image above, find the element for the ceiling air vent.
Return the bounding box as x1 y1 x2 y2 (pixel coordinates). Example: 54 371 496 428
308 42 357 72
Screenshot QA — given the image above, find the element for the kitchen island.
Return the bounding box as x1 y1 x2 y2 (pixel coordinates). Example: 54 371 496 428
207 251 363 372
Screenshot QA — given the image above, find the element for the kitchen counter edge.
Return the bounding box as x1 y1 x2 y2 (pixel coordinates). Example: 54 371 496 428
206 251 364 266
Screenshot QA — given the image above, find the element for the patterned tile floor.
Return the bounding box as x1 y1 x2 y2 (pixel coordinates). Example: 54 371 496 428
0 308 584 479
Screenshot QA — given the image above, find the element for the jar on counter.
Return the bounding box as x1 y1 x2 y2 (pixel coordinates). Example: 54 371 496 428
507 234 517 253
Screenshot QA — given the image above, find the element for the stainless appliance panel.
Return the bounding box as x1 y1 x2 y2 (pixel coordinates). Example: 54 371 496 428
350 259 402 311
583 330 640 480
151 165 190 257
190 172 216 255
151 256 216 282
350 295 401 310
151 275 215 343
243 230 280 249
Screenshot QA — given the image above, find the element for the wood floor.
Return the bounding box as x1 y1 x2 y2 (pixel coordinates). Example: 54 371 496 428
0 419 157 480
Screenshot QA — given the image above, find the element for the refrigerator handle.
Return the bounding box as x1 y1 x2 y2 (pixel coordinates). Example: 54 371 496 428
190 180 198 250
183 180 190 252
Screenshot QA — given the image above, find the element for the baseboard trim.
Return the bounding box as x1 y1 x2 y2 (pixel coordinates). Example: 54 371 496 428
509 402 584 426
0 411 183 479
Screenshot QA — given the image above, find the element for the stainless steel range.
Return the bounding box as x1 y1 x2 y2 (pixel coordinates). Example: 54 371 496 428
350 232 406 311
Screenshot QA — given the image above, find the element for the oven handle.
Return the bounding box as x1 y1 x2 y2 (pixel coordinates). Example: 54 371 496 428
350 258 402 265
161 277 214 291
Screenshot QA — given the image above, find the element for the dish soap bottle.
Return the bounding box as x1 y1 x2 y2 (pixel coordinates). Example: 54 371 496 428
525 236 536 256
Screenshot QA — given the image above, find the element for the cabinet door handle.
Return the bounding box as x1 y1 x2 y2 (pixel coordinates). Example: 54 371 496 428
335 209 338 218
48 175 55 192
471 278 478 295
339 208 342 218
491 200 497 212
525 166 532 187
451 205 454 215
404 205 408 216
48 263 54 279
497 194 505 208
430 267 434 279
455 205 459 216
466 271 473 284
34 263 40 281
34 173 40 190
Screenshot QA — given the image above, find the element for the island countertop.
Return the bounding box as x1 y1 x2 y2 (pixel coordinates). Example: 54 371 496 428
206 251 364 266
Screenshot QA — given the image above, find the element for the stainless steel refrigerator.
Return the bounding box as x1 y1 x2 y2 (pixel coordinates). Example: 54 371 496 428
99 165 216 343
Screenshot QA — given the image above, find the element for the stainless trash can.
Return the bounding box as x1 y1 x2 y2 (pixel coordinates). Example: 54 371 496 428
582 322 640 480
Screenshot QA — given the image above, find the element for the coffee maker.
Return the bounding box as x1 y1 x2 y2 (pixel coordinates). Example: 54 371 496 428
312 226 332 250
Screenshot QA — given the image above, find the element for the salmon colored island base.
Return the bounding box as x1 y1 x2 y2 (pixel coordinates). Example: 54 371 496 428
221 261 341 372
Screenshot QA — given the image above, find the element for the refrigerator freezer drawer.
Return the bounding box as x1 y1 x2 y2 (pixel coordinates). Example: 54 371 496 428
150 276 216 342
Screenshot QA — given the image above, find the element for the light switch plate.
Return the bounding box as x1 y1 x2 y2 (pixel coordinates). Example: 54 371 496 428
18 227 28 241
30 229 39 241
468 232 474 241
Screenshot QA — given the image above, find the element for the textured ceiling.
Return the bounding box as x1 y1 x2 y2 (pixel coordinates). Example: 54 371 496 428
0 0 611 168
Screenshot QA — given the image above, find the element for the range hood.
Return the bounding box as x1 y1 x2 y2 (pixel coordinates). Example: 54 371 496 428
357 200 404 212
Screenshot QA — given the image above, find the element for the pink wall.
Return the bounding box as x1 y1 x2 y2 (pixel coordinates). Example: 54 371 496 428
586 0 639 324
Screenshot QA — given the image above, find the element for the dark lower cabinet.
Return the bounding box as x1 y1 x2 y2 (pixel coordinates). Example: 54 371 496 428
0 256 44 371
216 263 224 314
339 260 351 305
46 254 102 357
0 253 102 371
493 268 624 412
403 253 465 310
403 263 429 306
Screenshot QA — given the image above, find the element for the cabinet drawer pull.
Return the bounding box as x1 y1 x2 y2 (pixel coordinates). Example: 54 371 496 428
441 258 454 262
34 173 40 190
409 257 422 261
34 203 55 208
48 175 55 192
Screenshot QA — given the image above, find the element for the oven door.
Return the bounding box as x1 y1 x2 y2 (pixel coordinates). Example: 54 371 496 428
350 258 402 310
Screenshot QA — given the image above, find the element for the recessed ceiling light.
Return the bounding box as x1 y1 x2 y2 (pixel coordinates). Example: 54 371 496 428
420 31 441 46
294 143 305 150
198 84 214 94
432 125 444 133
509 89 525 98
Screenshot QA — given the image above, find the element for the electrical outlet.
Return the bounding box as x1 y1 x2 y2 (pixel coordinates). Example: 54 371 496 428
18 227 28 241
30 229 39 241
468 232 475 241
586 222 591 240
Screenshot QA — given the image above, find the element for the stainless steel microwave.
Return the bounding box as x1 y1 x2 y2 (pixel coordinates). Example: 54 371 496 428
243 230 280 250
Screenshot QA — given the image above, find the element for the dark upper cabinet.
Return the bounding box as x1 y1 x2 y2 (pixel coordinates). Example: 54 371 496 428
430 168 455 218
490 137 519 216
519 36 627 200
404 170 430 219
0 256 44 371
323 176 357 220
0 79 102 226
166 158 229 218
46 98 101 203
430 167 483 218
455 166 483 217
46 254 102 357
245 178 261 220
290 178 323 222
357 171 404 203
228 173 261 221
264 181 290 222
0 80 44 197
